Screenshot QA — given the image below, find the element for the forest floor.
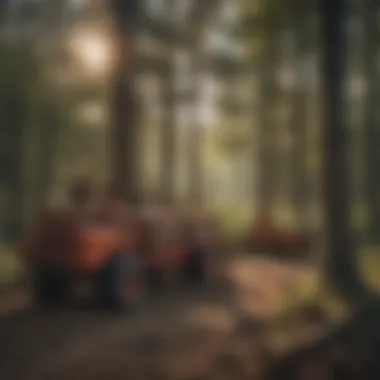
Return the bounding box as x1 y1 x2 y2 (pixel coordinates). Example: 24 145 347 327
0 257 314 380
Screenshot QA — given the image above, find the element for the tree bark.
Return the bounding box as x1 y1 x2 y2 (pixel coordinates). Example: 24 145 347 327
320 0 369 301
363 0 380 243
289 14 309 227
185 1 217 205
187 54 204 205
1 91 27 241
255 33 278 221
34 103 59 213
160 69 177 205
109 0 140 203
159 1 177 205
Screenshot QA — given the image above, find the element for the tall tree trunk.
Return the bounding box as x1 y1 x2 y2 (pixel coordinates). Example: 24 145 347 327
363 0 380 243
1 91 27 242
34 104 59 213
289 13 309 227
159 1 177 205
320 0 369 301
187 54 203 205
185 1 217 205
255 33 278 222
109 0 140 203
160 67 177 205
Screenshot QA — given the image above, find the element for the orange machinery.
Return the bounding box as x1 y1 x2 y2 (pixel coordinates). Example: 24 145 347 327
21 209 143 311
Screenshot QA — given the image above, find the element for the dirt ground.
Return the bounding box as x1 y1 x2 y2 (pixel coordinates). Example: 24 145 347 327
0 258 312 380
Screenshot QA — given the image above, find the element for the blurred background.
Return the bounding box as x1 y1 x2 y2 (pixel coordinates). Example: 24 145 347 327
0 0 378 286
1 0 380 378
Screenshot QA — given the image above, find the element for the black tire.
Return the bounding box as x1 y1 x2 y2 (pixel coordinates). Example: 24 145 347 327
33 269 70 307
98 253 143 312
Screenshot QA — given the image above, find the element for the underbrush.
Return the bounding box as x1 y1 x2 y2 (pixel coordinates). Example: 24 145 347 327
265 246 380 353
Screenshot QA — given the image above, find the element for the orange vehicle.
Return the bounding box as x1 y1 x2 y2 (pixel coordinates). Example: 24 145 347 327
22 206 144 311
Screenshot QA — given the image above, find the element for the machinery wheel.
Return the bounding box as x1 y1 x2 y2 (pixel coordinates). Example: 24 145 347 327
98 253 143 312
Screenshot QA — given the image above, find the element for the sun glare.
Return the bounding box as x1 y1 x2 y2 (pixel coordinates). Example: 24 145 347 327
70 30 111 75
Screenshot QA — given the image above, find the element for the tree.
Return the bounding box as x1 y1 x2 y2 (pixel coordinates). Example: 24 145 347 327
185 0 218 205
362 0 380 243
158 0 178 205
33 94 64 213
251 4 282 223
287 1 316 227
109 0 141 203
237 0 291 223
320 0 369 301
139 1 187 204
0 43 39 241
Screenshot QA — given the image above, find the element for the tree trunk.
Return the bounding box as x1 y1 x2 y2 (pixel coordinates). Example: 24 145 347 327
255 35 278 221
1 91 27 242
109 0 140 203
160 67 177 205
320 0 369 301
185 1 217 206
289 14 309 227
363 0 380 243
34 104 59 213
160 68 177 205
159 1 177 205
187 54 203 205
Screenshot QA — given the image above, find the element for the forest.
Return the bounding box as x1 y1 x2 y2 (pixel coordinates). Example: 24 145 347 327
1 0 380 379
